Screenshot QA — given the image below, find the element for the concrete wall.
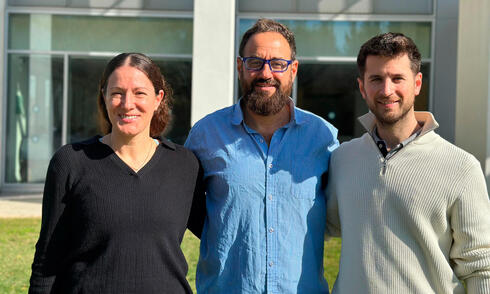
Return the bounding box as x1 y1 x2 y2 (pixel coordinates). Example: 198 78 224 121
432 0 458 142
455 0 490 187
191 0 236 124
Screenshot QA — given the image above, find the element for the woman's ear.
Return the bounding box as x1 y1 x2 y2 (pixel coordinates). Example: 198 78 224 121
155 90 164 111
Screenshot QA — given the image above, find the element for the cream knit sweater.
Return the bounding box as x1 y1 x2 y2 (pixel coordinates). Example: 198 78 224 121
326 112 490 294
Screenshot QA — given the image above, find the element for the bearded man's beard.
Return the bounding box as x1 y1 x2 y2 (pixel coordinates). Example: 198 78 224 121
241 78 291 116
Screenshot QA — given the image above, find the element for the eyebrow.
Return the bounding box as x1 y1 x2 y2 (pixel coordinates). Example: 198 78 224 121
108 86 152 91
367 74 382 79
247 55 288 60
367 72 406 79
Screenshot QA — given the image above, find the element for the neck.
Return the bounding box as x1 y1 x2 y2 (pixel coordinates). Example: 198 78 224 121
243 103 291 145
109 131 151 153
376 111 420 150
103 131 156 172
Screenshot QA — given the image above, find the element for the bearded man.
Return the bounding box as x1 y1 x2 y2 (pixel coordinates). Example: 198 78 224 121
185 19 339 293
326 33 490 293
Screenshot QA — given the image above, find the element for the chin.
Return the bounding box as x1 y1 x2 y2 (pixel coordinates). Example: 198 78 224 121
377 112 407 125
113 127 145 137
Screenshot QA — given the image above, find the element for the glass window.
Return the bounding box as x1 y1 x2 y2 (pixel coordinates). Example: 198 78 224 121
9 14 193 54
239 19 432 58
239 0 433 14
296 63 430 142
5 54 63 183
153 59 192 144
68 56 109 143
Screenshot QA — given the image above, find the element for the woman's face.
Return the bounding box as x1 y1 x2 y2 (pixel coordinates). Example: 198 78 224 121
104 65 163 138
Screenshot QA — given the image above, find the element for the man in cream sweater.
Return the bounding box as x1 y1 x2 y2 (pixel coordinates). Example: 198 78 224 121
326 32 490 293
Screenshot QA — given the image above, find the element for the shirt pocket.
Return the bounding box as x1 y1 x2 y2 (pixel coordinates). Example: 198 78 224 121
290 155 323 200
290 180 317 199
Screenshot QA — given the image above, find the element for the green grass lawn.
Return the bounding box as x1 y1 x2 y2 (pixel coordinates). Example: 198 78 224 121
0 218 340 293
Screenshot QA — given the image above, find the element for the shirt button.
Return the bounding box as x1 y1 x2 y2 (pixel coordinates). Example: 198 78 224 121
268 194 272 200
269 227 274 233
260 139 264 143
268 163 273 169
378 144 383 148
269 261 273 267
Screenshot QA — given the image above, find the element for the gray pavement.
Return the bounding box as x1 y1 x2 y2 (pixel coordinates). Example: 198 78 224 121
0 193 42 218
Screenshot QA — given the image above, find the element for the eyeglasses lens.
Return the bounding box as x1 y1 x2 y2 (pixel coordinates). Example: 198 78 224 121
245 58 288 72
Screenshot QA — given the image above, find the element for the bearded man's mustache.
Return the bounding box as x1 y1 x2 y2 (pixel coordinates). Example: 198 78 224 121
250 78 280 89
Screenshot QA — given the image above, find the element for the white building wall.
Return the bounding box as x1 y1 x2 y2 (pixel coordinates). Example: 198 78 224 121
191 0 236 124
455 0 490 188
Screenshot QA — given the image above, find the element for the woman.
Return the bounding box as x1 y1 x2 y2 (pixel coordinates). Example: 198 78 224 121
29 53 205 294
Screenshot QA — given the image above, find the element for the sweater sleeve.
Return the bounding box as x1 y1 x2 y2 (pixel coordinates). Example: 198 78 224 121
449 160 490 294
184 123 207 238
187 163 206 239
29 149 72 294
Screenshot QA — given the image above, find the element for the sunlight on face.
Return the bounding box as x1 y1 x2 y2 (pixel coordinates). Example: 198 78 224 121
105 64 163 138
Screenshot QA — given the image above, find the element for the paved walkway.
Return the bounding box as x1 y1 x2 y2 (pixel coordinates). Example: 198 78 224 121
0 194 42 218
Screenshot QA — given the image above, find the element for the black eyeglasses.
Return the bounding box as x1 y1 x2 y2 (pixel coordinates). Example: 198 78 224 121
240 57 293 73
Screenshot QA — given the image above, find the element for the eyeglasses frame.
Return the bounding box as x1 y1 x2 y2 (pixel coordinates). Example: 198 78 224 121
239 56 293 73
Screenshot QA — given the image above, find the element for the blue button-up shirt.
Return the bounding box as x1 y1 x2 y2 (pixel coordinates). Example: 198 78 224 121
185 100 339 293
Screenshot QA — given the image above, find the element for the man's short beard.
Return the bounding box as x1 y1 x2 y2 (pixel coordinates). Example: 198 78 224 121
369 95 414 126
375 107 411 126
241 78 291 116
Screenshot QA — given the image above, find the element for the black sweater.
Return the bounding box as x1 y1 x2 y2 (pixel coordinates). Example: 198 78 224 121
29 136 205 294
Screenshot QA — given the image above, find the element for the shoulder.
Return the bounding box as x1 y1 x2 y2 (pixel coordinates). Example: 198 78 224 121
185 104 237 149
46 136 101 179
294 106 339 142
160 139 200 171
337 133 371 149
51 136 99 164
423 132 482 171
421 132 488 200
331 133 371 160
191 105 235 132
295 107 336 130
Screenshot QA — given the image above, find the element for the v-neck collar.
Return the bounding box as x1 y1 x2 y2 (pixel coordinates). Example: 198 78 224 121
96 136 163 177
